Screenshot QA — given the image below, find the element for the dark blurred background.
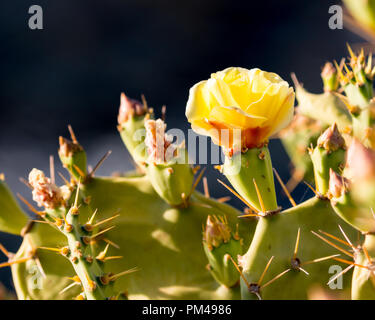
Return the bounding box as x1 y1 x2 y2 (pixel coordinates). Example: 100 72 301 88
0 0 362 292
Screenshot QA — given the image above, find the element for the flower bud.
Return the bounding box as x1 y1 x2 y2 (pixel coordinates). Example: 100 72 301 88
203 215 242 288
117 93 151 165
204 215 232 250
310 124 346 196
144 119 194 206
317 123 346 152
58 136 87 180
321 62 338 92
328 169 349 199
29 168 65 209
345 138 375 181
117 93 147 125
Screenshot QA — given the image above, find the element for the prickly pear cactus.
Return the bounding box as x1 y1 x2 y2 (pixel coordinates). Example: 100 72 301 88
1 47 375 300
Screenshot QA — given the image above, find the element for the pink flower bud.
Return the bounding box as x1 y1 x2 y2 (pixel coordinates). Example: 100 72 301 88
117 93 146 125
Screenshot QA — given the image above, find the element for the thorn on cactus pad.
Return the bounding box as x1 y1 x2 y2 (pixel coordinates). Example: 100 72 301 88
57 172 70 186
311 231 354 258
273 168 297 207
16 193 45 216
73 165 85 179
91 212 120 229
19 177 33 190
319 229 353 249
0 243 10 258
251 180 264 211
333 257 369 270
59 282 80 295
49 155 55 184
217 179 260 214
188 167 206 198
108 267 139 282
88 150 112 178
67 125 78 144
103 238 120 249
216 196 231 203
327 264 354 286
0 257 31 269
302 181 319 197
203 177 210 198
83 226 116 245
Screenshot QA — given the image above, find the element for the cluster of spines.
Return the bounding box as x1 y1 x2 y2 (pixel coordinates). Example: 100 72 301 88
0 127 137 300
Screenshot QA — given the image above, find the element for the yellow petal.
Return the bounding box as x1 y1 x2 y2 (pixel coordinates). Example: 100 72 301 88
208 105 267 129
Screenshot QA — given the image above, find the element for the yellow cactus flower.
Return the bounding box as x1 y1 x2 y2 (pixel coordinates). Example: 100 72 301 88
186 67 295 152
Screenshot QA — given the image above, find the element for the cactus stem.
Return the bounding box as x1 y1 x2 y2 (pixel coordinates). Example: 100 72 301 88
311 231 354 258
293 228 301 260
108 267 138 281
57 171 70 186
49 155 55 184
19 177 33 190
203 177 210 198
59 282 80 295
88 150 112 179
252 179 266 214
273 168 297 207
0 243 10 258
318 229 353 248
217 179 260 214
16 193 45 216
67 124 78 144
